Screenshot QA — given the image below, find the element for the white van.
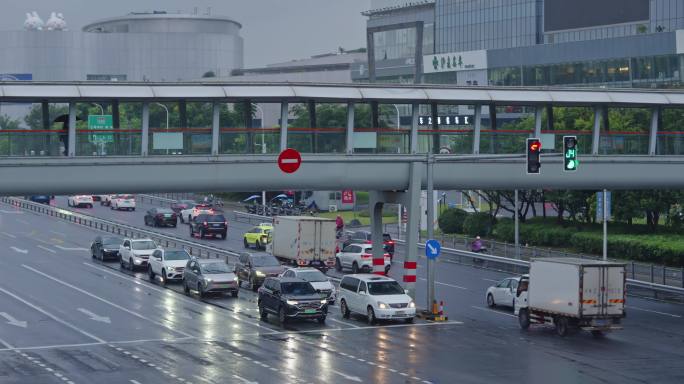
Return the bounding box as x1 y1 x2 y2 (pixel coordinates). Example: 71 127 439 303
338 274 415 324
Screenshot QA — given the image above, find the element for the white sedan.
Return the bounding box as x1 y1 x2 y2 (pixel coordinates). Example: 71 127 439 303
486 276 521 309
111 194 136 211
67 195 94 208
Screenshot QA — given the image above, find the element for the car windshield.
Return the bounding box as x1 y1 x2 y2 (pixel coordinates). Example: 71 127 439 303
102 237 122 247
207 215 226 222
131 240 157 250
201 262 232 274
297 270 328 283
252 256 280 267
368 281 405 296
157 209 173 214
165 251 189 261
281 282 315 295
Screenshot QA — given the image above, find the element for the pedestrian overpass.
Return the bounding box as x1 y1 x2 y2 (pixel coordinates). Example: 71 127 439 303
2 81 683 296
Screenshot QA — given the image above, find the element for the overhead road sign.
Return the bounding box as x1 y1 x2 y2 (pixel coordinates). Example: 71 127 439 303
278 148 301 174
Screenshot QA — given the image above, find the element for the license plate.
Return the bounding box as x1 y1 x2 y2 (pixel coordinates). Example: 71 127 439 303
304 309 317 314
395 311 406 315
164 214 171 218
212 224 221 227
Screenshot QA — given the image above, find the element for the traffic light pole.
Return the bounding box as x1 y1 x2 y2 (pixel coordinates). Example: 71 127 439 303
426 153 436 308
514 189 520 259
603 189 608 261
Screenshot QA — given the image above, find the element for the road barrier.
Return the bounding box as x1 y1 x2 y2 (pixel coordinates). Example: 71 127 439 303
1 196 241 264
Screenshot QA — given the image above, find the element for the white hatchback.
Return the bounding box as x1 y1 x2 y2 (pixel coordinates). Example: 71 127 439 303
338 274 415 324
67 195 94 208
111 194 136 211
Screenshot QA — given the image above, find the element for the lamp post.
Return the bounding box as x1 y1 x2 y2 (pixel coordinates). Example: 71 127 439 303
254 104 266 206
154 103 169 154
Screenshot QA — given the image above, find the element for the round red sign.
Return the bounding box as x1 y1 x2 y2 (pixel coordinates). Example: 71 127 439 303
277 148 302 174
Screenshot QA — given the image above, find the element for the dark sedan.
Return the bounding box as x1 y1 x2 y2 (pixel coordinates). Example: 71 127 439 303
144 208 178 227
91 235 123 261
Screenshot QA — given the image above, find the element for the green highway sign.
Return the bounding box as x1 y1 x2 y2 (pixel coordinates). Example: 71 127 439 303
88 115 114 143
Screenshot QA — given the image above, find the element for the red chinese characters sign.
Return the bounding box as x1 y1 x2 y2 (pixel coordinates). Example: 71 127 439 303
341 190 354 204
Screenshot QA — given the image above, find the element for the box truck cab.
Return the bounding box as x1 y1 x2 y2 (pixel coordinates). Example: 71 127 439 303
514 258 626 337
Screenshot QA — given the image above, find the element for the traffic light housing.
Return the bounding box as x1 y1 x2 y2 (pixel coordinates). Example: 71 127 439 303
526 138 541 174
563 136 578 172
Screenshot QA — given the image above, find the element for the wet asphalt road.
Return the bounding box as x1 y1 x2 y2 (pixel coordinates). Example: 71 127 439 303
0 198 682 383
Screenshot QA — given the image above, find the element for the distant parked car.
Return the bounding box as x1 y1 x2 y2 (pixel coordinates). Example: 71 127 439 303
144 208 178 227
68 195 94 208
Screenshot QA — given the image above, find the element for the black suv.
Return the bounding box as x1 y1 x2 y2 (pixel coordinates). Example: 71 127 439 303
235 253 286 291
145 208 178 227
258 277 328 324
189 213 227 239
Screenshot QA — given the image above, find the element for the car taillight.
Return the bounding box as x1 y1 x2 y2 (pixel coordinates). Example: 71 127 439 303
203 221 208 226
364 240 372 244
224 221 228 226
387 241 394 244
361 253 371 259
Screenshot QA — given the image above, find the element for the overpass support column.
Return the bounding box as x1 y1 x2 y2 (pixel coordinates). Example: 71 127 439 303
141 103 149 156
280 102 288 151
346 102 354 154
67 103 76 157
592 106 603 155
211 102 220 156
534 106 543 138
410 103 419 154
403 161 422 301
369 192 386 276
649 106 660 156
472 104 481 154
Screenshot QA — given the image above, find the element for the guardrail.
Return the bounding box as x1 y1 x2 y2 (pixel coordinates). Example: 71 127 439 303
1 196 240 263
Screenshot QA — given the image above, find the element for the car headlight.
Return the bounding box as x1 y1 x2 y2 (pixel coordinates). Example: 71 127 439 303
286 300 299 306
233 276 238 281
255 271 265 277
378 302 388 309
408 301 415 308
204 278 213 283
320 299 327 304
167 267 175 272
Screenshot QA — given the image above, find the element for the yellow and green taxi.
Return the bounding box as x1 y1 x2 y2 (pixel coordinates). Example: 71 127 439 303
243 224 273 250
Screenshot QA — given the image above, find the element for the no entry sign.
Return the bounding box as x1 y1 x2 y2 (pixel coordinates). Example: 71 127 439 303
277 148 302 173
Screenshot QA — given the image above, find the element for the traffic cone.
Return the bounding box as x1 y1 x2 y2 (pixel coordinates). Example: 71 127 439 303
432 300 438 316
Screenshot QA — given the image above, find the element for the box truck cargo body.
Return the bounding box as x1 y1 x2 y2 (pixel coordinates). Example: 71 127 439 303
515 258 626 337
270 216 337 272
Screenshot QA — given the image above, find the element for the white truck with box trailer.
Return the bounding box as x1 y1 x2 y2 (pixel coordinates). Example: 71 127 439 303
269 216 337 272
514 258 626 337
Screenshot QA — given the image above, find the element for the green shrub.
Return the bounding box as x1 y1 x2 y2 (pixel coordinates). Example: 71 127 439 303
438 208 468 234
569 232 684 267
463 212 495 237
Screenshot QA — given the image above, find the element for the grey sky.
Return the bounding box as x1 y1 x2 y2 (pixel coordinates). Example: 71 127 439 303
0 0 370 67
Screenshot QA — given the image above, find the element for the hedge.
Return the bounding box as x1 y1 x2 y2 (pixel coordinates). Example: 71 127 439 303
438 208 468 234
463 212 495 237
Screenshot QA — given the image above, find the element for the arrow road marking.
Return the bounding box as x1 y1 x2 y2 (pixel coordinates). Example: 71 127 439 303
77 308 111 324
232 374 258 384
55 245 89 251
10 247 28 254
0 312 27 328
331 370 362 382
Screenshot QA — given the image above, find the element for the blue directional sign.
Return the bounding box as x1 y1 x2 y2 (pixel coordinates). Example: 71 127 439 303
425 239 441 260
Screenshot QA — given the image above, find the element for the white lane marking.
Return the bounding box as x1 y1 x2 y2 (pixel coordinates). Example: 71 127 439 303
482 278 500 283
37 245 57 254
17 219 29 225
470 306 517 318
22 264 194 338
0 285 105 343
77 308 111 324
327 317 360 328
49 230 67 237
10 247 28 254
130 381 142 384
54 245 89 251
1 232 17 238
626 305 682 318
418 277 468 290
0 312 27 328
0 337 14 349
331 370 362 383
82 262 278 332
193 375 214 384
0 209 24 214
232 374 258 384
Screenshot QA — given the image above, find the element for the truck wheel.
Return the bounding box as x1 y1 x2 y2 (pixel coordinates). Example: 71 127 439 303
555 317 569 337
487 294 495 307
518 309 530 330
352 262 359 274
335 258 342 272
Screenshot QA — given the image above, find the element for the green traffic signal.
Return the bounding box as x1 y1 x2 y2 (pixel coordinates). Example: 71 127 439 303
563 136 578 172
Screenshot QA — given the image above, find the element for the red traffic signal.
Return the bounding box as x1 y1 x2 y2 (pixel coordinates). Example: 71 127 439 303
527 138 542 174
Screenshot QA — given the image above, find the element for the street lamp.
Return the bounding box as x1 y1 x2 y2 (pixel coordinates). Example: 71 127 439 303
154 103 170 154
254 104 267 206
